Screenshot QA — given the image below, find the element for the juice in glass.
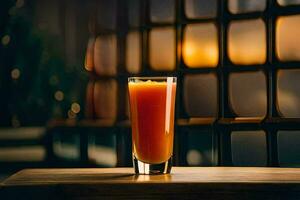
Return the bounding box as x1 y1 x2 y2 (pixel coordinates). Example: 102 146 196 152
128 77 176 174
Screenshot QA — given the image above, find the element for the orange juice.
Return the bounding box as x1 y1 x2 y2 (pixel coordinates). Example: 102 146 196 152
128 78 176 164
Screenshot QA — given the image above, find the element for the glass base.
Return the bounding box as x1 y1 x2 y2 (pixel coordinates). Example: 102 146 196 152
133 155 172 174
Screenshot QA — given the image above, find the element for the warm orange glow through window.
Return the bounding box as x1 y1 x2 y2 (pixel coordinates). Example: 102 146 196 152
228 19 266 65
84 37 95 72
94 80 118 120
183 23 219 68
149 27 176 71
276 15 300 61
126 31 141 74
94 35 117 76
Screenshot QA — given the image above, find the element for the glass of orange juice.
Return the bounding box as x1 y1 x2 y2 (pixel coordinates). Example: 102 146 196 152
128 77 177 174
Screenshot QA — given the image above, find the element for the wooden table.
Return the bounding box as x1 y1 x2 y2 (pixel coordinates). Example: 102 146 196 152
1 167 300 199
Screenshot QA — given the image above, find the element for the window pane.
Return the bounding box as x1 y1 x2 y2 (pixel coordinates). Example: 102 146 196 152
278 0 300 6
94 35 117 76
229 71 267 117
276 15 300 61
88 132 117 167
150 0 175 23
186 129 214 166
149 27 176 71
277 131 300 167
277 69 300 118
53 133 80 161
183 73 218 117
94 80 118 120
185 0 217 19
126 32 141 74
183 23 219 68
228 19 266 65
96 0 117 30
228 0 266 14
231 130 267 166
128 0 140 27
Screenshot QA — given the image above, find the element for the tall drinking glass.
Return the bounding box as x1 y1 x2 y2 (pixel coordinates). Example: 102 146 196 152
128 77 177 174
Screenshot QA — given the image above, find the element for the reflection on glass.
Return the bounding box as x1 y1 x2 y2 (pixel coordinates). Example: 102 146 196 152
277 131 300 167
277 69 300 118
84 37 95 72
183 23 219 68
228 0 266 14
149 28 176 71
150 0 175 23
85 81 94 119
186 129 214 166
94 35 117 76
88 133 117 167
126 31 141 74
94 79 117 120
228 19 266 65
128 0 140 27
278 0 300 6
183 74 218 117
185 0 217 19
276 15 300 61
96 0 117 30
231 130 267 166
229 71 267 117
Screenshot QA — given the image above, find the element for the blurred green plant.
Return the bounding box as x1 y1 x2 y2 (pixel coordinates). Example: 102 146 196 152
0 0 88 127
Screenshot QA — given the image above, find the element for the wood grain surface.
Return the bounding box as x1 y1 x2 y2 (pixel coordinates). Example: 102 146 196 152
1 167 300 199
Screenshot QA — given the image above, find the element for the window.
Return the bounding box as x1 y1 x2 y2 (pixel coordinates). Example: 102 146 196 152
183 23 219 68
228 19 266 65
76 0 300 167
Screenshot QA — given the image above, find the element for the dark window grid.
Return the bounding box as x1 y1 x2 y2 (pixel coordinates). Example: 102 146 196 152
82 0 300 167
177 71 219 119
266 126 279 166
173 125 182 166
115 126 132 167
48 126 83 166
176 125 218 166
45 124 124 167
218 122 271 166
5 0 300 169
266 120 300 166
225 69 269 119
129 1 298 166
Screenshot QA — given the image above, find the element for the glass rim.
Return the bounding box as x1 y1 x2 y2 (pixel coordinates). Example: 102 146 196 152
128 76 177 81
